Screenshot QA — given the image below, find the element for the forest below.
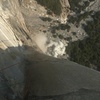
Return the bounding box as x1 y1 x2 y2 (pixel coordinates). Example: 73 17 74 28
67 11 100 71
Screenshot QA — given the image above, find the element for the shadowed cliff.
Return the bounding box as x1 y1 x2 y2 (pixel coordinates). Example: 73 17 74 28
0 46 100 100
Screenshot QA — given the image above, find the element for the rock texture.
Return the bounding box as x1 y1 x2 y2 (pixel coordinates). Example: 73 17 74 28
0 0 100 100
23 51 100 96
60 0 70 24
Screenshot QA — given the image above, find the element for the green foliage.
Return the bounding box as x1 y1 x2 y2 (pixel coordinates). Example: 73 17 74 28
69 0 90 13
36 0 61 15
68 11 93 26
68 0 93 26
72 32 77 35
67 11 100 71
69 0 81 11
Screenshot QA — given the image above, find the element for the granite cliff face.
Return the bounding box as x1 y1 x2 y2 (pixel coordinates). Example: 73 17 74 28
0 0 100 100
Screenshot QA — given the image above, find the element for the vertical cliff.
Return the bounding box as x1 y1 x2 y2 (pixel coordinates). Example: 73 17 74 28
0 0 31 99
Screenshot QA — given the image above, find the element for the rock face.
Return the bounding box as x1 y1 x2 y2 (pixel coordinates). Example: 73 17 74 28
23 51 100 96
0 0 100 100
60 0 70 24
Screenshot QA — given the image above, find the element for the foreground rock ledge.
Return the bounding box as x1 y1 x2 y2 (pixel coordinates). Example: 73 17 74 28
23 51 100 99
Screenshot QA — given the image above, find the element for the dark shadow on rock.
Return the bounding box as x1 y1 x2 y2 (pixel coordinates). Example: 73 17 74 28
39 17 52 22
0 45 100 100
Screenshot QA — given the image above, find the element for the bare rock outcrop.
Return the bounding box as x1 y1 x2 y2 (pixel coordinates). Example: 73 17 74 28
60 0 70 24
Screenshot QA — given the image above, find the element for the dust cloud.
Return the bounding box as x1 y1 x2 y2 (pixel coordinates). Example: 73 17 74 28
33 33 48 53
34 33 67 58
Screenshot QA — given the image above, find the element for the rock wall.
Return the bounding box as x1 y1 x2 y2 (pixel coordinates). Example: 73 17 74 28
0 0 31 99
